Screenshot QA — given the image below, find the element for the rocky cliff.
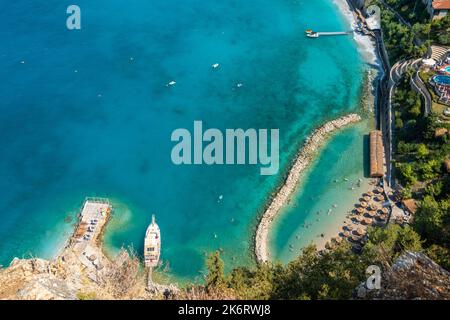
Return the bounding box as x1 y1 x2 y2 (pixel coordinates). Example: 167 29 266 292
355 251 450 300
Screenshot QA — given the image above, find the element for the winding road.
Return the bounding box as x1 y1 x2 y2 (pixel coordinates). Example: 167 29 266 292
384 57 431 185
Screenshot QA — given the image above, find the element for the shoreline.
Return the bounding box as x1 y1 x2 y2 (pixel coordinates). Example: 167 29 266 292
314 178 384 252
333 0 380 67
259 0 386 261
255 113 362 263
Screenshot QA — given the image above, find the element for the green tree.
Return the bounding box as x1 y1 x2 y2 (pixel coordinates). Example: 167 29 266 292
272 244 367 300
425 245 450 270
398 163 418 187
414 196 450 245
364 224 423 261
205 251 225 290
227 263 280 300
416 143 429 159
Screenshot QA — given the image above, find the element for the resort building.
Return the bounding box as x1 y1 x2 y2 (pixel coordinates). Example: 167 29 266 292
422 0 450 19
369 130 384 178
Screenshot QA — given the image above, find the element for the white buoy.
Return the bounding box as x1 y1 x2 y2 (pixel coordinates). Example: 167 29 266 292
166 80 176 87
236 83 243 88
212 63 220 69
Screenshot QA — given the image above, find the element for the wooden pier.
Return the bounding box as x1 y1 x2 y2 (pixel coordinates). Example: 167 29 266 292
306 30 353 38
317 31 353 36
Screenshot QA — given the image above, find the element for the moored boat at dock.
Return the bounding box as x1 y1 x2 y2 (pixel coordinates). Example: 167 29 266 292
144 215 161 268
307 32 319 38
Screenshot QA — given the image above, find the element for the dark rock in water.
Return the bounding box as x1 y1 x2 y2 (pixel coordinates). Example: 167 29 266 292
64 216 73 223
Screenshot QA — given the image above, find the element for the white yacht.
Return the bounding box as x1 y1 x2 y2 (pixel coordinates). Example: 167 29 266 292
144 215 161 268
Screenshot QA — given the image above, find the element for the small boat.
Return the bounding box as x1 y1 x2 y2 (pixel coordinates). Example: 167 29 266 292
307 32 319 38
144 214 161 268
166 80 176 87
212 63 220 69
305 29 313 34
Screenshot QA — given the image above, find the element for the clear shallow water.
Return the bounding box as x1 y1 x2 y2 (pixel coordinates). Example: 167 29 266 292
0 0 366 280
269 120 373 263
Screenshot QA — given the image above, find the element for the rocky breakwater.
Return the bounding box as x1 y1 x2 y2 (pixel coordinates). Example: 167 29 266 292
255 113 362 263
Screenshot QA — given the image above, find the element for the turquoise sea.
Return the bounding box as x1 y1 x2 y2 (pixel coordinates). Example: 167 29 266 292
0 0 370 281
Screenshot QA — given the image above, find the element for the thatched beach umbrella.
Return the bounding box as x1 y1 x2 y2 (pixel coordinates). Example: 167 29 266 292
366 191 374 197
367 210 377 217
334 237 343 243
346 224 354 231
360 201 368 208
377 187 384 193
381 207 389 214
356 207 364 214
363 217 372 225
355 215 363 222
343 231 350 237
356 227 365 235
363 196 371 202
351 235 360 242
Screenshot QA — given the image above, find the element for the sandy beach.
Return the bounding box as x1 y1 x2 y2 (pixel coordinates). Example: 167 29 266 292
333 0 380 66
256 2 383 263
255 114 362 263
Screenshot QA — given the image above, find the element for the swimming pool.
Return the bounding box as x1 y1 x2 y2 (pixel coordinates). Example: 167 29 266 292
439 65 450 75
434 75 450 86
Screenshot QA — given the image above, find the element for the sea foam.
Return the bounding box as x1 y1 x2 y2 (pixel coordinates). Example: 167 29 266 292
333 0 380 67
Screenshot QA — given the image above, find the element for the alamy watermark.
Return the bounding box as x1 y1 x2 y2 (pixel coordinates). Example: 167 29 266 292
365 265 381 290
66 5 81 30
171 121 279 175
